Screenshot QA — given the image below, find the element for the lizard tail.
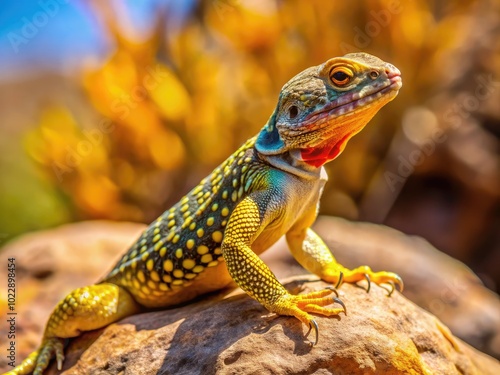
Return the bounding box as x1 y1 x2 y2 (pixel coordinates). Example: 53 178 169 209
3 350 38 375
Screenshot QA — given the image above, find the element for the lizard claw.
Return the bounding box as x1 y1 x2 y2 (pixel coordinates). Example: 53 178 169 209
324 286 339 298
363 273 371 293
334 271 344 289
333 297 347 315
381 281 395 297
393 274 404 293
306 320 319 346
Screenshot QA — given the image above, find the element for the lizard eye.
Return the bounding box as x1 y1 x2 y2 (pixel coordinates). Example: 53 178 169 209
330 66 353 87
288 105 299 119
369 70 379 79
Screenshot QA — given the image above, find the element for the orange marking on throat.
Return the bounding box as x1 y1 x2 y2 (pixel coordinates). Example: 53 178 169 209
300 99 388 167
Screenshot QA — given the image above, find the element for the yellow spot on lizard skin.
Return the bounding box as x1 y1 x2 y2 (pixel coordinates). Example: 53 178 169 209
159 247 167 257
133 279 140 290
244 157 251 163
140 245 147 253
193 265 204 273
214 247 222 255
241 165 248 173
131 260 137 269
189 222 196 230
201 254 213 263
125 271 132 280
141 286 150 294
153 228 160 235
154 240 164 251
222 220 227 227
130 249 138 258
238 186 244 199
184 217 193 228
173 234 180 244
197 245 209 255
167 212 175 220
166 231 175 241
119 265 125 273
175 248 183 258
185 273 197 279
147 280 157 289
212 231 223 243
172 280 184 286
222 191 228 199
186 239 195 249
163 260 174 272
232 179 238 188
153 234 161 243
197 198 204 204
146 259 154 271
207 217 214 226
162 275 172 283
181 197 189 204
207 261 219 267
182 259 196 269
159 283 169 291
211 203 219 211
140 238 147 246
181 204 189 213
168 220 175 228
150 271 160 282
197 228 204 238
141 252 149 262
221 207 229 217
172 269 184 279
137 271 146 283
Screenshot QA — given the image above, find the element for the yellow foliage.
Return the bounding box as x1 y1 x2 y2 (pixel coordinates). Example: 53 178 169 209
23 0 488 223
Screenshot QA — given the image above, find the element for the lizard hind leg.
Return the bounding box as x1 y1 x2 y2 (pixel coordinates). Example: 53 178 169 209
7 283 139 375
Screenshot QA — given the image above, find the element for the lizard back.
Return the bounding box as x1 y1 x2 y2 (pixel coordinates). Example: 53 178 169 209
103 136 268 306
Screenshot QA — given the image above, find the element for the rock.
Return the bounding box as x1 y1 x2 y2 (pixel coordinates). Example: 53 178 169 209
41 279 500 374
0 220 499 374
0 221 146 370
312 216 500 360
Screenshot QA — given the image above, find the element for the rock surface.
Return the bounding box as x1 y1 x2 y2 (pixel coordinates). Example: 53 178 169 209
45 279 500 375
0 219 499 374
313 217 500 359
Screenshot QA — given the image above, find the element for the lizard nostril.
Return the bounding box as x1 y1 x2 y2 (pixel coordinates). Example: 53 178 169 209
385 64 401 78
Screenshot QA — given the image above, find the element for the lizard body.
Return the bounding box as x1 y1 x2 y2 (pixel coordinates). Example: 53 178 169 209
6 53 402 375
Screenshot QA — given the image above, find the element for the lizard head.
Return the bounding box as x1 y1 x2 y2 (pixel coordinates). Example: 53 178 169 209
256 53 402 167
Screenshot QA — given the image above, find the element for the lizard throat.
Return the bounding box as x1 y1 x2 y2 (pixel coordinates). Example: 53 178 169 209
298 83 399 167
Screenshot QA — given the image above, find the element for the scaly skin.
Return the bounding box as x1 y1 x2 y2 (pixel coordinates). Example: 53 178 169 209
6 53 403 375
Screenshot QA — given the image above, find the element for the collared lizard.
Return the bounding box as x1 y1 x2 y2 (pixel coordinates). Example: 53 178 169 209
6 52 403 375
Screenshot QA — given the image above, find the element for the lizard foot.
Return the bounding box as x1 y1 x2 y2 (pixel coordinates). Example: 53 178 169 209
269 288 346 346
329 266 403 296
5 338 65 375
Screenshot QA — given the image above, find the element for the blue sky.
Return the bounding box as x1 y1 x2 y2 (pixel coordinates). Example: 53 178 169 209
0 0 195 80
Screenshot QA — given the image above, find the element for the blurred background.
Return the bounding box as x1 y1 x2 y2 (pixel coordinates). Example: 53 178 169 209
0 0 498 296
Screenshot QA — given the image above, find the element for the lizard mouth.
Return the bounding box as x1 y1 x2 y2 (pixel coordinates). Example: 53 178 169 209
291 75 402 167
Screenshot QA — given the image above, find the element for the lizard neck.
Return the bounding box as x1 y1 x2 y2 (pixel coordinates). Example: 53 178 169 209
257 150 325 181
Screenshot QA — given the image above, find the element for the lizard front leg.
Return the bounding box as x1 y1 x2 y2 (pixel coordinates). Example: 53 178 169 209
222 195 345 345
6 283 139 375
287 225 403 295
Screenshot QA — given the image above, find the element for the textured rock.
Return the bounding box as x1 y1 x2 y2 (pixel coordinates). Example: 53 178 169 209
313 216 500 359
0 220 499 374
41 279 500 374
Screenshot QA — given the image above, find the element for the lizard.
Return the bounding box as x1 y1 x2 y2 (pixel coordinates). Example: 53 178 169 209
6 52 403 375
